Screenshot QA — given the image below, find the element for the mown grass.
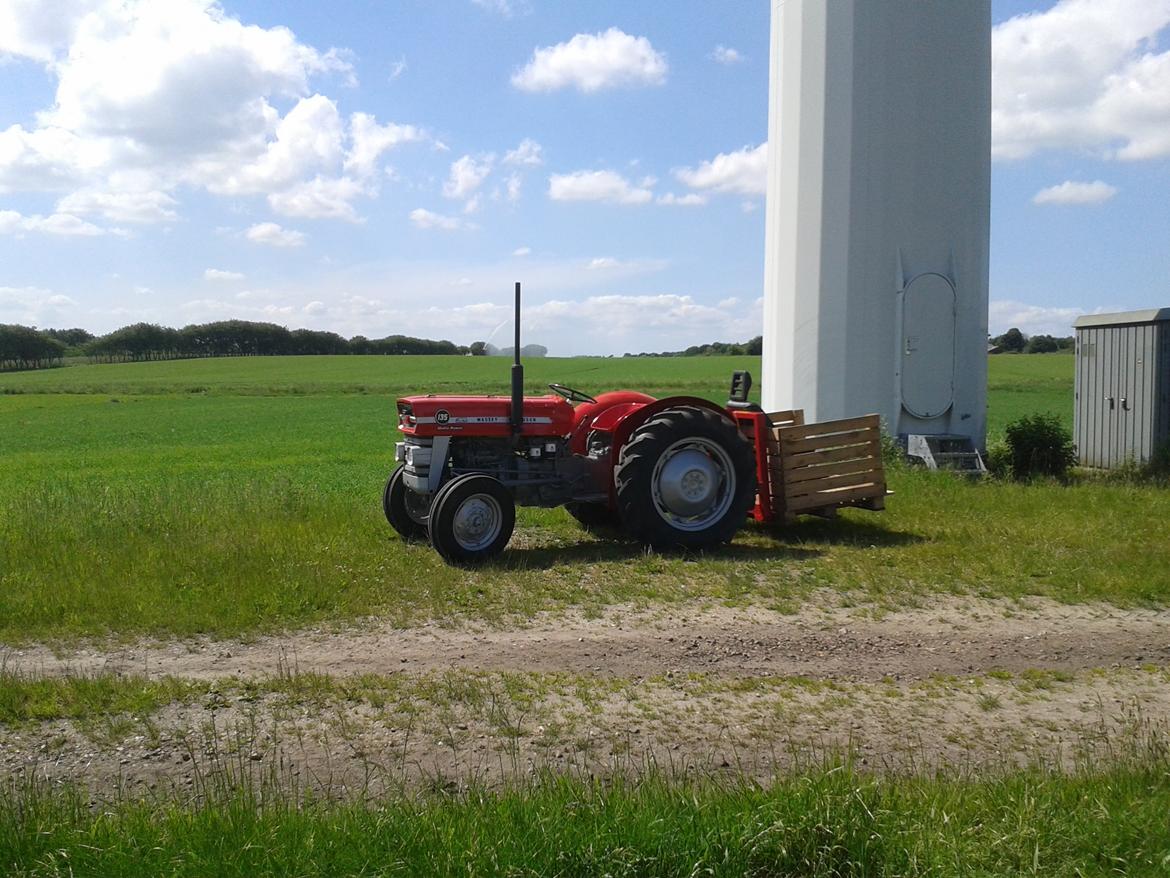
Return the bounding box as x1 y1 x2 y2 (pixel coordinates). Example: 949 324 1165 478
3 762 1169 877
4 351 1165 642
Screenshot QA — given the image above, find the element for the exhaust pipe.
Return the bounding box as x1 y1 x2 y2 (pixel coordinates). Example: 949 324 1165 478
510 281 524 436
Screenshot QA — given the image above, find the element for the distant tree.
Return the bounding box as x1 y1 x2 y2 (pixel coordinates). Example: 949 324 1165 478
744 335 762 356
1024 334 1060 354
994 327 1027 353
44 328 94 349
0 324 67 370
469 341 487 356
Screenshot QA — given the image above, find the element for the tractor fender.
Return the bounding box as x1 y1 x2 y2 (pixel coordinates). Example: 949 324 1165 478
604 396 739 500
569 391 657 455
608 396 734 457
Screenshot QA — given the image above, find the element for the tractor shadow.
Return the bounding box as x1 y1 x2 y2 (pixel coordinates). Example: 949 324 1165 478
746 516 925 550
494 539 822 570
495 516 923 570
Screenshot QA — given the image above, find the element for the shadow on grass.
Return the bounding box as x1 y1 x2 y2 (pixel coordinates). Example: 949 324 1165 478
754 517 925 549
490 533 823 571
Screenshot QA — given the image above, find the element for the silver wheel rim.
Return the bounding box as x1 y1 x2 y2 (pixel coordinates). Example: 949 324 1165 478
451 493 503 551
404 488 430 526
650 437 736 532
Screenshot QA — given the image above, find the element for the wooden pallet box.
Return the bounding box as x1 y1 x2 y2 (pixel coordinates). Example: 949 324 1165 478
767 412 887 521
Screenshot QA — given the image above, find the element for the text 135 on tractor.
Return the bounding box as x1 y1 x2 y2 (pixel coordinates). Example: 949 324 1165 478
384 284 887 563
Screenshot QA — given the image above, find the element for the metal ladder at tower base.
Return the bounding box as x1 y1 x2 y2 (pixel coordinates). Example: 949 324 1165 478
905 434 987 476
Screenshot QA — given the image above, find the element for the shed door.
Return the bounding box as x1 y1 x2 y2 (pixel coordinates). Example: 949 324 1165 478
901 273 956 420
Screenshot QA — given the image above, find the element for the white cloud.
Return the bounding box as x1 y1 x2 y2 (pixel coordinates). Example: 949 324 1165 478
204 269 246 282
675 143 767 195
503 138 543 166
180 298 296 320
409 208 469 231
993 0 1170 160
710 45 743 65
524 294 762 343
512 246 531 256
443 154 494 201
0 285 80 324
0 1 417 226
588 257 619 270
303 300 327 315
512 28 667 93
268 176 365 221
0 210 105 236
389 56 408 81
1032 180 1118 205
505 173 522 202
245 222 306 247
548 169 653 205
471 0 526 16
989 300 1090 336
56 188 178 223
657 192 707 206
344 112 422 177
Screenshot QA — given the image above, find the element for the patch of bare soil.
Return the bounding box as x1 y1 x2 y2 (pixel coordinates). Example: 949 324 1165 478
2 597 1168 796
7 596 1169 683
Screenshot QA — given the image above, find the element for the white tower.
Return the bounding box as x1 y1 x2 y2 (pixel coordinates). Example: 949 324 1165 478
762 0 992 447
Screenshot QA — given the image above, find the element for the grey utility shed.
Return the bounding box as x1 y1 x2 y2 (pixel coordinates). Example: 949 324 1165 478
1074 309 1170 468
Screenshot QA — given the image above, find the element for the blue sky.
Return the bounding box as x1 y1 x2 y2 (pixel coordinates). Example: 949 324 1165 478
1 0 1168 354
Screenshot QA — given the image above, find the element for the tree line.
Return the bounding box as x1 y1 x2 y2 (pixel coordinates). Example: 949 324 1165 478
1 320 477 371
623 336 763 358
990 327 1074 354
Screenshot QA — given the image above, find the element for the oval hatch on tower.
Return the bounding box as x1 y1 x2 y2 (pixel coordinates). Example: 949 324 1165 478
901 273 956 420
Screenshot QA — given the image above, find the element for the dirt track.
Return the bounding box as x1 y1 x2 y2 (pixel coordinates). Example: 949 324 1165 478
8 597 1168 683
3 597 1168 796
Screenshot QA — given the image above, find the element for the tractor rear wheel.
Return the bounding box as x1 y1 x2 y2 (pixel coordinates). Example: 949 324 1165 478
614 407 756 550
429 473 516 564
383 466 430 541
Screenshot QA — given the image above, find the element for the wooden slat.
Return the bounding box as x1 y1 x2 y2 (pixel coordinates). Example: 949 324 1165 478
778 414 880 441
779 430 876 455
782 457 884 485
785 483 887 513
786 472 885 496
766 409 804 427
781 440 882 469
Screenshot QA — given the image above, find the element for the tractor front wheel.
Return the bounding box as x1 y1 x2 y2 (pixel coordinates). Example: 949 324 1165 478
614 407 756 550
383 466 430 541
429 474 516 564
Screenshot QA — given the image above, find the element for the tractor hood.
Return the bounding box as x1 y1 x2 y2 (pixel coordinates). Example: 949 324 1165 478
396 394 575 438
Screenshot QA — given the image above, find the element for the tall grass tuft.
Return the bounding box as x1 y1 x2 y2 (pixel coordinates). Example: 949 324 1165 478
2 761 1170 876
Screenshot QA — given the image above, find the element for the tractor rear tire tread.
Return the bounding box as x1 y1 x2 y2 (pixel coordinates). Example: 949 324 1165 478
565 501 622 533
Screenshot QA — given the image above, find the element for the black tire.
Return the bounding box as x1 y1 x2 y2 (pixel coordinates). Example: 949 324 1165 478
429 473 516 564
614 407 756 550
383 466 430 542
565 501 621 533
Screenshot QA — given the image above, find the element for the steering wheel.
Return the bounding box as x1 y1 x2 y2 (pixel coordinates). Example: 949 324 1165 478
548 383 598 404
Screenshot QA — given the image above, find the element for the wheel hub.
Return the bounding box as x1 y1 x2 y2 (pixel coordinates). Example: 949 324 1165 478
452 495 502 551
658 449 721 516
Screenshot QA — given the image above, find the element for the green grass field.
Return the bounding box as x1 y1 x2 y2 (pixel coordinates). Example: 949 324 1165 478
5 763 1169 877
4 352 1167 642
4 353 1169 875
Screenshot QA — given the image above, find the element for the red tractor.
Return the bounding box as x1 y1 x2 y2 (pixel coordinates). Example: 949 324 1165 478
384 284 886 563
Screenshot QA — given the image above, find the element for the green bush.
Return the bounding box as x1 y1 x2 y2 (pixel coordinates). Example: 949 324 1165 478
1002 413 1077 480
984 440 1011 478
